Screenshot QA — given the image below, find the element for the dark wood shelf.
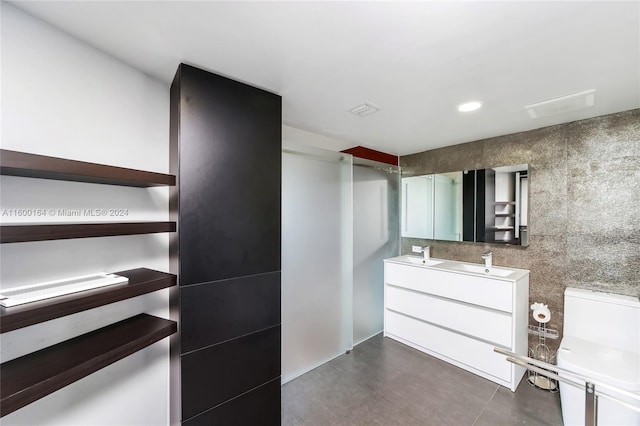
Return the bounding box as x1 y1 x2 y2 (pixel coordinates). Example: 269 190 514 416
0 149 175 187
0 221 176 243
494 213 515 217
486 226 515 233
0 313 177 417
0 268 176 333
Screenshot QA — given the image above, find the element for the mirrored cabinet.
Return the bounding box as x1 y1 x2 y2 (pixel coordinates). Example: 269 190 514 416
401 164 528 246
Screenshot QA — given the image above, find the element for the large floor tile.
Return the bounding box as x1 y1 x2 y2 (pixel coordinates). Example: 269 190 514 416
481 378 563 425
282 334 564 426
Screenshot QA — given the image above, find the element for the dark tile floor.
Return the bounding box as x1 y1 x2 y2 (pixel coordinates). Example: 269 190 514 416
282 334 563 425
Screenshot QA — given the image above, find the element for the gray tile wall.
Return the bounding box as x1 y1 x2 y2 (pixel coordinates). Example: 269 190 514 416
400 109 640 351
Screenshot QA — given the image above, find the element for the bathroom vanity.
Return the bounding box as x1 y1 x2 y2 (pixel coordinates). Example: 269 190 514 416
383 255 529 391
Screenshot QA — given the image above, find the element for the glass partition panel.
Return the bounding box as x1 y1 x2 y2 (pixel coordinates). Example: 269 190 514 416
353 159 399 345
281 142 353 383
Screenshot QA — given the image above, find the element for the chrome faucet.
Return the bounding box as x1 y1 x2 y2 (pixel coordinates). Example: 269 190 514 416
422 246 430 261
482 251 493 270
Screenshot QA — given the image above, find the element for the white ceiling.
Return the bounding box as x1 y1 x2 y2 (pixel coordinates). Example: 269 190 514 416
8 1 640 156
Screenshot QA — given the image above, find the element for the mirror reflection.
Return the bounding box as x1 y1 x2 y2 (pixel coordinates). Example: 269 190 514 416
401 172 463 241
401 164 528 246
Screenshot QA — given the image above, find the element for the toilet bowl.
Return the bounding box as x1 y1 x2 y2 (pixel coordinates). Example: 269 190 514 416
557 288 640 426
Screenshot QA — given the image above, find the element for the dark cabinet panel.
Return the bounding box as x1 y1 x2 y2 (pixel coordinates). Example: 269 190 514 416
175 64 281 286
171 64 282 425
182 378 280 426
181 326 281 421
475 168 496 243
180 272 280 353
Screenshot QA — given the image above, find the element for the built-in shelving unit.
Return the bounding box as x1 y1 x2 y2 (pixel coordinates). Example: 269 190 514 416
0 149 176 187
0 313 177 417
0 149 177 417
492 201 516 243
0 150 177 243
0 268 176 333
0 222 176 243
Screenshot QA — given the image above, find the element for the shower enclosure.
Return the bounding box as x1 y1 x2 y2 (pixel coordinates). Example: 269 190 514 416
281 143 399 382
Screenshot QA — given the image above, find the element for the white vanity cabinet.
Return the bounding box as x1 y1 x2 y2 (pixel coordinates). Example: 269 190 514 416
383 257 529 391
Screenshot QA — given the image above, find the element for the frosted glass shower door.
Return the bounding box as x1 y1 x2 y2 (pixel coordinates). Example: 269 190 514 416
281 143 353 383
353 159 400 345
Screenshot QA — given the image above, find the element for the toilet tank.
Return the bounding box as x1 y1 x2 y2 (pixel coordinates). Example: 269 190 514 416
563 288 640 353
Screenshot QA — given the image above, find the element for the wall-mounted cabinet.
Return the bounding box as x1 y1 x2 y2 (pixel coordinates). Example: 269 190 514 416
402 164 528 246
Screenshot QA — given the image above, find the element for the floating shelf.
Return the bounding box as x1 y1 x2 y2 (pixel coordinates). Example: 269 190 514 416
0 268 176 333
494 201 516 205
494 213 515 217
0 222 176 243
0 149 175 187
486 226 515 232
0 313 177 417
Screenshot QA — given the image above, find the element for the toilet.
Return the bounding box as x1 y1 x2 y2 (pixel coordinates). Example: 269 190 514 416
558 288 640 426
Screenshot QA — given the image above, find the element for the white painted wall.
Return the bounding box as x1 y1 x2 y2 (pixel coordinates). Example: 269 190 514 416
1 4 171 425
282 125 353 152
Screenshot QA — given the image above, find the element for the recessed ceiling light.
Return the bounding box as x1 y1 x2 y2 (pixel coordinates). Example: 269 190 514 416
457 101 482 112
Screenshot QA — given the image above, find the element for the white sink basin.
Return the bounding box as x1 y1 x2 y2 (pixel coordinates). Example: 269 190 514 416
384 255 529 281
445 263 515 278
394 255 444 267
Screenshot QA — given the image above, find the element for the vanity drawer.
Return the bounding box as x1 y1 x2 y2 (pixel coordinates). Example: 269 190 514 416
385 310 511 383
385 285 512 347
384 262 513 312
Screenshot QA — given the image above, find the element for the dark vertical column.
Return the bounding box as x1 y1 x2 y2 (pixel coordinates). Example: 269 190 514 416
475 169 487 242
462 170 475 242
484 168 496 244
476 168 496 243
169 65 182 426
170 64 281 425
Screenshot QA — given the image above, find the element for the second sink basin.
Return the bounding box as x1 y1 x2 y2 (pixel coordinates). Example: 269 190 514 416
446 263 515 278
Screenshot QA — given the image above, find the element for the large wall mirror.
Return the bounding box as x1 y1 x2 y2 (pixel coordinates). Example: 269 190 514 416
401 164 528 246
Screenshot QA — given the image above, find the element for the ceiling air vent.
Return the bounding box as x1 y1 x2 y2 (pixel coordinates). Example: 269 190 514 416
348 102 381 117
524 89 596 119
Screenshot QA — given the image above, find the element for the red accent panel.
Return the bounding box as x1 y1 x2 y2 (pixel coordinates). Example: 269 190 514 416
341 146 398 166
